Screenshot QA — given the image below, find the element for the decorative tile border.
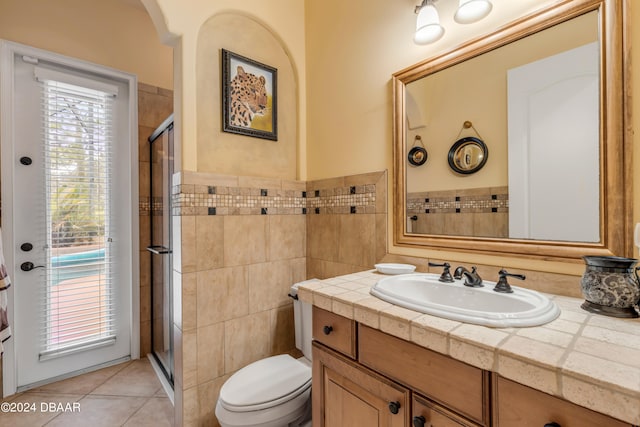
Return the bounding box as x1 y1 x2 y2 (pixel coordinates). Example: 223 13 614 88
166 172 383 216
139 197 150 216
139 197 173 216
306 184 376 215
172 184 306 216
407 187 508 214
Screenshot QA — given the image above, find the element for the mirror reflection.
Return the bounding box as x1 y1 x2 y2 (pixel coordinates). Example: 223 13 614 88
448 136 488 175
405 11 599 242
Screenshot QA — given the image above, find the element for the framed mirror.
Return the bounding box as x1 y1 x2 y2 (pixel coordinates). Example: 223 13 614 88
393 0 631 261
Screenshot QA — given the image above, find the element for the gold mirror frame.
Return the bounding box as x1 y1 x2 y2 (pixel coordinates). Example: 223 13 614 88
393 0 631 262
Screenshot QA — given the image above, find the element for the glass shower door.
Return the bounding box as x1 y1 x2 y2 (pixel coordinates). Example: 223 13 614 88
147 117 174 385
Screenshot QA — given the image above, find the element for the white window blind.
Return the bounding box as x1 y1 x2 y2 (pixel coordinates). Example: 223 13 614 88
37 73 116 360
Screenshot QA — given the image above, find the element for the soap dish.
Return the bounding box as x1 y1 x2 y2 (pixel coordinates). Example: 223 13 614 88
374 263 416 275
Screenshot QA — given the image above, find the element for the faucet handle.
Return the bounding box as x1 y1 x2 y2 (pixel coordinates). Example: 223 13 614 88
428 262 454 283
494 269 526 293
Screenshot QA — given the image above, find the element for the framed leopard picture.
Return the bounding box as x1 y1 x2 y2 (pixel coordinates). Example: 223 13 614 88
221 49 278 141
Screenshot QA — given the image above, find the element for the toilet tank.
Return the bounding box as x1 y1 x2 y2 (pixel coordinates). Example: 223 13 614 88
290 280 315 361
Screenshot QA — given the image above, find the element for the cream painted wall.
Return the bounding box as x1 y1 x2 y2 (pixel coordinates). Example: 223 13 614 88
305 0 637 276
305 0 558 181
195 14 297 179
142 0 306 177
0 0 172 89
406 12 597 193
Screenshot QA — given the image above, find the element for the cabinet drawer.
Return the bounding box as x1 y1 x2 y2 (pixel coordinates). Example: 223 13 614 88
413 394 482 427
313 307 356 359
494 376 630 427
358 325 489 425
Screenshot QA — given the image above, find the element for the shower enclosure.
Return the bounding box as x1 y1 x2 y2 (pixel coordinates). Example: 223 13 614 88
147 114 174 386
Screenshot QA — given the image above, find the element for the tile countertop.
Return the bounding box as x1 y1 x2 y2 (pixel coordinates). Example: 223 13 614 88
297 270 640 425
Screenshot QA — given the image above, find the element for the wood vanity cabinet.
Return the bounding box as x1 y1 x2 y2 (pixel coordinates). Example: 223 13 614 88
311 306 634 427
312 342 410 427
493 376 630 427
311 307 488 427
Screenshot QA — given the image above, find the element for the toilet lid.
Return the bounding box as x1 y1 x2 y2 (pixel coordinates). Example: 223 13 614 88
219 354 311 412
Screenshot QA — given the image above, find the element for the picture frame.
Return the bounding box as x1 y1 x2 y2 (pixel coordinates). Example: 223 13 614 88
221 49 278 141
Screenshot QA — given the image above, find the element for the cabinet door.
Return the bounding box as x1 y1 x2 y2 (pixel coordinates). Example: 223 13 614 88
413 394 482 427
313 342 410 427
494 376 630 427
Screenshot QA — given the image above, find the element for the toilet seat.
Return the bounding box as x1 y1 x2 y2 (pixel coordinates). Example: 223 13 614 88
216 355 312 427
219 354 311 411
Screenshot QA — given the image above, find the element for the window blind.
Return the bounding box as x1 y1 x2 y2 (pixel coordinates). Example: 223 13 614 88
37 73 116 360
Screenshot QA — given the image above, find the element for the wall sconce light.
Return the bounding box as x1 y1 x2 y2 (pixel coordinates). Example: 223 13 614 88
414 0 493 45
414 0 445 45
454 0 493 24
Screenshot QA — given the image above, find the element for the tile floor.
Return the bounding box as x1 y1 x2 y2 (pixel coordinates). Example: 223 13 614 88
0 358 173 427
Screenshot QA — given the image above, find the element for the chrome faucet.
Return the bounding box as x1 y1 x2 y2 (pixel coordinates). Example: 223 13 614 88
462 266 483 288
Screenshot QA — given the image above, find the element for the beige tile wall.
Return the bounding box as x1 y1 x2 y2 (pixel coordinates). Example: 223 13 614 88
138 83 174 356
172 173 308 427
306 171 388 279
407 186 509 238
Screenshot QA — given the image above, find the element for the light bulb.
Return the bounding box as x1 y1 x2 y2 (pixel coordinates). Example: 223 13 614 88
454 0 493 24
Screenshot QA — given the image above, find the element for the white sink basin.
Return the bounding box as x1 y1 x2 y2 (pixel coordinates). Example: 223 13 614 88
370 273 560 327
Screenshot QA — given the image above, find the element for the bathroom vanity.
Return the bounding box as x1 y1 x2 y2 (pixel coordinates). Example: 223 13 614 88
301 271 639 427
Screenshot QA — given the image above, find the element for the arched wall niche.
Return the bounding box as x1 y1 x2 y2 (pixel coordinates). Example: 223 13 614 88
195 12 298 179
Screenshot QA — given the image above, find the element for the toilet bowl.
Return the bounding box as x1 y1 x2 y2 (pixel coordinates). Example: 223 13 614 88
215 354 311 427
215 281 314 427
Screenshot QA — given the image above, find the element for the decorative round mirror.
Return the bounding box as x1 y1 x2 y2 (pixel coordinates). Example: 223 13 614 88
448 137 488 174
407 135 428 166
408 146 427 166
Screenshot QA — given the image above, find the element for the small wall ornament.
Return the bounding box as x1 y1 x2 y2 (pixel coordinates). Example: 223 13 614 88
408 135 428 166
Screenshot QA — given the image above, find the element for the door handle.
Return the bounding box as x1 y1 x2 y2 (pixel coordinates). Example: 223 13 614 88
21 262 44 272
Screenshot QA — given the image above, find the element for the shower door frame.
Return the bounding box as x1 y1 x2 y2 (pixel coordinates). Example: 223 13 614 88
147 115 174 386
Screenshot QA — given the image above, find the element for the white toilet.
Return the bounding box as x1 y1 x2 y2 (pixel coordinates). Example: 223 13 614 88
215 281 314 427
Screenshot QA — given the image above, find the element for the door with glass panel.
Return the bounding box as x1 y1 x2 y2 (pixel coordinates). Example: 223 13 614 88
148 116 174 385
1 43 135 391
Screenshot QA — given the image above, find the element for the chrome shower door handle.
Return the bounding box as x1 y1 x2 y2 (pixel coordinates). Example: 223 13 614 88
146 246 172 255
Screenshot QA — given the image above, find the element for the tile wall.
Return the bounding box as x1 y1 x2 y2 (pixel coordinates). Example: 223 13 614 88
407 186 508 237
170 170 388 426
138 83 174 356
306 171 388 279
171 172 310 426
